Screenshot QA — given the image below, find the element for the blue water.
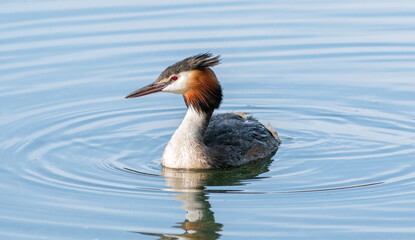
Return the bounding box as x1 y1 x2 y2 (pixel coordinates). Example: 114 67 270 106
1 1 415 239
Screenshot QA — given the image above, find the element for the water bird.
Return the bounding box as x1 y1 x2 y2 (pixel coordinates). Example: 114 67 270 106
126 53 280 169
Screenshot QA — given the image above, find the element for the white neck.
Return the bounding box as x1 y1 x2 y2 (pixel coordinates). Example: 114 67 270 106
162 107 213 169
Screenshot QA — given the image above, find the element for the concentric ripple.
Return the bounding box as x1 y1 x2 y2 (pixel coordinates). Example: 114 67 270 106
1 0 415 239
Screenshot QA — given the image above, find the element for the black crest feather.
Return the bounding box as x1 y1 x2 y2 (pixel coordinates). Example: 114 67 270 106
157 53 221 81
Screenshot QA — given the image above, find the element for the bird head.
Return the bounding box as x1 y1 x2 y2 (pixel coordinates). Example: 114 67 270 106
126 53 223 113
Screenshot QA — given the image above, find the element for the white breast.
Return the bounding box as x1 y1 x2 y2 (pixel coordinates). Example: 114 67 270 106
162 107 212 169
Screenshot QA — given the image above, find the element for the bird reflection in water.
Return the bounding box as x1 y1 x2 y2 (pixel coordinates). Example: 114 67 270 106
137 158 272 239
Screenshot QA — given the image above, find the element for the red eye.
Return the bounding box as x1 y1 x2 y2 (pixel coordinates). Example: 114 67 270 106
171 76 178 81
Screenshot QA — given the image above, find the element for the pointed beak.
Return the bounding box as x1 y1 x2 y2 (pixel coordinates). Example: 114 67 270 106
125 81 167 98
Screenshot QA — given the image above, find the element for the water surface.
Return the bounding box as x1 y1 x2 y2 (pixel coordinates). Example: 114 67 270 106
1 1 415 239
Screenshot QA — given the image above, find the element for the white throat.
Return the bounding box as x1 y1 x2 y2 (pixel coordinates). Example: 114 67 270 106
162 107 212 169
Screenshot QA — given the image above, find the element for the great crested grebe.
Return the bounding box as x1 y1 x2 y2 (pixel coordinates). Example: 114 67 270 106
126 53 280 169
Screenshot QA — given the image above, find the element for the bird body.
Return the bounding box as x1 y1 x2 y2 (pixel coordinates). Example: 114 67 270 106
126 53 280 169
